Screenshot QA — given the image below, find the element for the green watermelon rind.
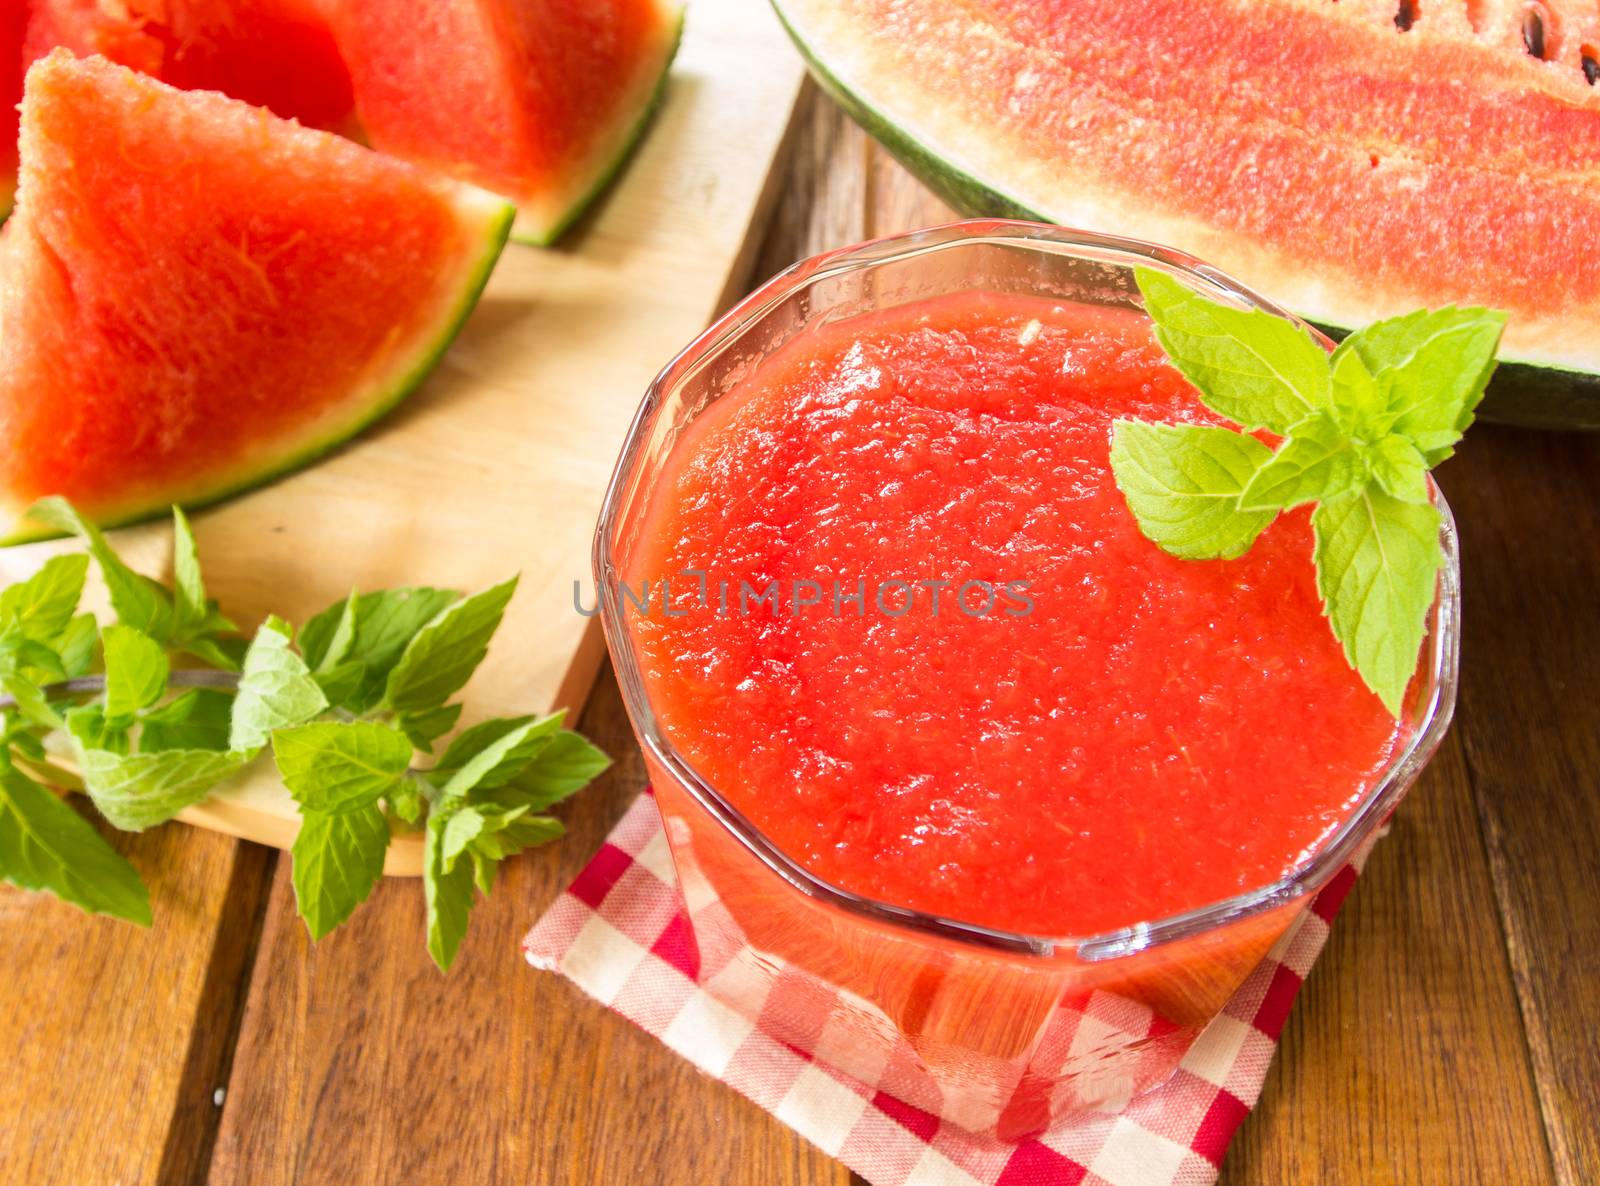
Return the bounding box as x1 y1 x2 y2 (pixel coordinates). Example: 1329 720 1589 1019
510 6 686 247
1 191 516 546
771 0 1600 431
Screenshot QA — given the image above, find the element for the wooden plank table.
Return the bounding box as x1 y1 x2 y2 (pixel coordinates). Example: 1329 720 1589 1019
3 82 1597 1186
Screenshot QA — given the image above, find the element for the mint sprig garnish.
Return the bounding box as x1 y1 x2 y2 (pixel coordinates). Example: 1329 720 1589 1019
1108 423 1275 560
0 500 610 970
1112 268 1506 715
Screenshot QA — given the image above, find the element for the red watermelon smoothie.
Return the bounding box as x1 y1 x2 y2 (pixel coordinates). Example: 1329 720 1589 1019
597 223 1457 1138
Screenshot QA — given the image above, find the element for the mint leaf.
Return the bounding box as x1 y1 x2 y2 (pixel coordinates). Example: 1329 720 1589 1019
140 689 233 752
1109 421 1276 560
229 617 327 752
437 715 564 799
272 721 413 814
0 633 65 681
302 587 459 710
355 587 460 661
387 778 426 825
439 806 489 871
101 625 169 723
454 807 565 896
320 592 360 671
397 703 463 753
290 804 390 940
7 727 47 762
66 705 129 756
1366 435 1431 504
383 578 518 712
1328 342 1389 434
79 747 249 831
27 498 176 641
439 803 565 894
1135 268 1330 433
433 711 562 774
297 597 348 671
0 767 151 924
180 635 245 673
313 660 366 707
433 713 556 773
171 506 209 631
424 807 476 971
469 851 497 896
56 614 99 678
1238 411 1367 513
301 590 359 673
0 554 88 641
469 810 564 861
2 674 61 730
1335 308 1505 464
499 732 613 810
1312 489 1444 715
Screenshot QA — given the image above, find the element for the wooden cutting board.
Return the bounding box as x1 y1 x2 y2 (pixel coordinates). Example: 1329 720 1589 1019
0 0 808 876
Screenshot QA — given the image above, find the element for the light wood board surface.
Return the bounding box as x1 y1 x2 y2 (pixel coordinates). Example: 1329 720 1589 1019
0 0 807 876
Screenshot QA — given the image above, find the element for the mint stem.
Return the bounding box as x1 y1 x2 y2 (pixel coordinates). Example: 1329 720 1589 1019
0 668 239 711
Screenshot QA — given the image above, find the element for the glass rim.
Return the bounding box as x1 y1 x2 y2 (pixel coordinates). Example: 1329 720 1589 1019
592 218 1461 963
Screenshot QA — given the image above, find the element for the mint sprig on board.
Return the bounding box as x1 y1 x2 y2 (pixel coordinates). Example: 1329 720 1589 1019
0 499 610 970
1112 269 1506 715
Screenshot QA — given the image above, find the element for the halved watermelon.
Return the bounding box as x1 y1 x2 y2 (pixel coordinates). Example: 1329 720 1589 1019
774 0 1600 426
333 0 684 244
0 51 512 542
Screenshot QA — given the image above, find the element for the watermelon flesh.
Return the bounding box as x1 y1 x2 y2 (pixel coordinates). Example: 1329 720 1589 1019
0 51 512 539
1 1 25 217
334 0 683 243
5 0 358 217
22 0 356 129
775 0 1600 396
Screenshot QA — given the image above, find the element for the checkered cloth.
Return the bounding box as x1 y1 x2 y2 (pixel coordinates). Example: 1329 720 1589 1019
524 792 1378 1186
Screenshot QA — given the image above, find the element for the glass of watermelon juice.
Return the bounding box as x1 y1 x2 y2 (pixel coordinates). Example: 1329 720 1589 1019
593 220 1459 1140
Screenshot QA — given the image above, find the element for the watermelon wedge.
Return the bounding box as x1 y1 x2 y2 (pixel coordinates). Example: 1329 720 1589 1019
22 0 357 130
1 1 25 218
334 0 684 244
7 0 359 220
774 0 1600 426
0 51 513 543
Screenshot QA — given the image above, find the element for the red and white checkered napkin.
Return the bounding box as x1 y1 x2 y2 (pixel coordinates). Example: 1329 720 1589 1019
524 792 1375 1186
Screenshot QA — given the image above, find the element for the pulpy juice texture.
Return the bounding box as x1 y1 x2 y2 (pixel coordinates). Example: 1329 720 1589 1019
628 291 1400 939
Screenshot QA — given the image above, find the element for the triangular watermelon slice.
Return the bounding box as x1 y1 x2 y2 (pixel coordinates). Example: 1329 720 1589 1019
3 0 360 222
22 0 357 130
333 0 684 244
0 2 25 219
0 51 513 542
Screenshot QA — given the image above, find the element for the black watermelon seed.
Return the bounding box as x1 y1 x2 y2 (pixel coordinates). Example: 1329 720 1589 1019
1523 8 1547 60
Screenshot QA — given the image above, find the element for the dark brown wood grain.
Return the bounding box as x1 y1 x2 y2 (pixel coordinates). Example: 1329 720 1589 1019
0 812 272 1186
1442 426 1600 1186
753 83 873 278
1221 731 1555 1184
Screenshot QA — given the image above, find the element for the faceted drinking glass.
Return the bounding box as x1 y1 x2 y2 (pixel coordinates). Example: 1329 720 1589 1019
592 220 1459 1140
